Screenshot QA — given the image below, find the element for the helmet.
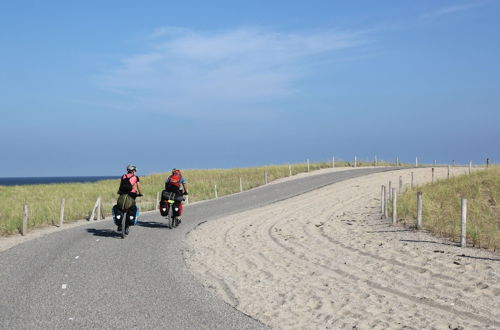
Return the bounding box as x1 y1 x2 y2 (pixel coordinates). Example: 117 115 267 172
172 168 181 174
127 165 137 172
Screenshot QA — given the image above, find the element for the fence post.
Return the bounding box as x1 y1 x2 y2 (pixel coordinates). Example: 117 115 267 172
447 164 450 179
307 159 310 172
461 198 467 248
239 177 243 192
415 157 418 167
416 192 423 229
22 204 28 236
432 168 435 183
96 196 101 220
89 197 100 221
380 185 385 214
375 155 378 166
396 156 399 167
59 198 65 227
399 176 403 194
411 172 414 189
289 164 292 176
265 170 268 184
469 161 472 175
156 192 160 209
388 181 392 200
392 188 397 224
214 185 218 199
354 156 357 168
332 156 335 168
384 186 388 219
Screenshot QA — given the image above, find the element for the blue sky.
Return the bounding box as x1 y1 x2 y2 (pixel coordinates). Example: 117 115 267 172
1 0 499 176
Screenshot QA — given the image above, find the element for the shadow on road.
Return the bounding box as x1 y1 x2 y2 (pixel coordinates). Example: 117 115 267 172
86 228 121 238
137 221 170 229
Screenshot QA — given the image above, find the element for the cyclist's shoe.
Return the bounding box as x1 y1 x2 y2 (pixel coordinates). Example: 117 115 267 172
117 226 122 232
125 226 130 235
177 218 182 225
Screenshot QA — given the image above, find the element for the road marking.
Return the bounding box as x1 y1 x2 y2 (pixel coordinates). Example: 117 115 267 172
75 256 79 259
62 284 67 289
96 239 100 242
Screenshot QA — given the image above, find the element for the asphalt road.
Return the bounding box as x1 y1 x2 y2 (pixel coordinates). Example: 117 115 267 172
0 167 398 329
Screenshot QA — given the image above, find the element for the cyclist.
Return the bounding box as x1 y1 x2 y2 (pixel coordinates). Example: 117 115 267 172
163 168 188 223
116 165 143 233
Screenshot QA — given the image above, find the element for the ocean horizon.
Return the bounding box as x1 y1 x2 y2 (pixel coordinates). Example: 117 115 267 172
0 176 119 186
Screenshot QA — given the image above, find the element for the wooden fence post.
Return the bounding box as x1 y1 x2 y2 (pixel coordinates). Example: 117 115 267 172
461 198 467 247
416 192 423 229
392 188 397 224
469 161 472 175
289 164 292 176
156 192 160 209
307 159 310 172
380 185 385 214
447 165 450 179
59 198 65 227
399 176 403 194
388 181 392 200
432 168 435 183
265 170 268 184
96 196 101 220
22 204 28 236
332 156 335 168
383 186 388 219
89 197 100 221
214 185 218 199
239 177 243 192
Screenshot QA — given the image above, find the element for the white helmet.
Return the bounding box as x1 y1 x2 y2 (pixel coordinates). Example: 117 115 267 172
127 165 137 172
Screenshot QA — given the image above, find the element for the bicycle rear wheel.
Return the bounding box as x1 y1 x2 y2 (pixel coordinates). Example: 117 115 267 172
121 214 126 238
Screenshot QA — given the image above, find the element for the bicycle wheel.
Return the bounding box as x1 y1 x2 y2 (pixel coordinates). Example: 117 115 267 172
121 214 126 238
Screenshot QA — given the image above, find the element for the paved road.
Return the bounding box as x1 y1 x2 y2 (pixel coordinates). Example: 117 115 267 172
0 167 398 329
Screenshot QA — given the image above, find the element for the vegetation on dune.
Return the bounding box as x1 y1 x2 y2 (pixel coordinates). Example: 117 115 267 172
0 161 357 235
394 166 499 251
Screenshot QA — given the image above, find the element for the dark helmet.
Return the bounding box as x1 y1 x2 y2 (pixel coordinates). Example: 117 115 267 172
127 165 137 173
172 168 181 175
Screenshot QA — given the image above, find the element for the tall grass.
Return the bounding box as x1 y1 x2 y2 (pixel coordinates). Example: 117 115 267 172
395 166 499 250
0 161 357 235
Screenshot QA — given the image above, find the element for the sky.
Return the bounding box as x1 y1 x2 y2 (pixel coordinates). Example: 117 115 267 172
1 0 499 176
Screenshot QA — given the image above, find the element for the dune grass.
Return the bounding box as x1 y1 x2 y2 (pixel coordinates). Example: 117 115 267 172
1 161 363 235
394 166 499 250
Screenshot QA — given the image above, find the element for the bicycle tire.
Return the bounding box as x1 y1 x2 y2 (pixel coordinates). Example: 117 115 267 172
121 214 126 238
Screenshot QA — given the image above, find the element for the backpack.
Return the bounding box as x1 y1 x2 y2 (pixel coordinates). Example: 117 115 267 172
119 174 134 193
168 172 182 187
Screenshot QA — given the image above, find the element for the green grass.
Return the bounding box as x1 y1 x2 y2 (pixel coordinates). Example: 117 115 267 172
1 161 363 235
394 166 500 250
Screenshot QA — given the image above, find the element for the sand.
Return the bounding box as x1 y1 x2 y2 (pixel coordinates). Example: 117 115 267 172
184 167 500 329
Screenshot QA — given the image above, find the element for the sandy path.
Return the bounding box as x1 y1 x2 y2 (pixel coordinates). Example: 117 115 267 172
184 167 499 329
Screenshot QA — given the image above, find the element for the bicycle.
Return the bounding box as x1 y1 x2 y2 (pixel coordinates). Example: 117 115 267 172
159 191 184 229
113 194 142 238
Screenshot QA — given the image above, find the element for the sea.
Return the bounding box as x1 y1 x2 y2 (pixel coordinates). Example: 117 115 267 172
0 176 119 186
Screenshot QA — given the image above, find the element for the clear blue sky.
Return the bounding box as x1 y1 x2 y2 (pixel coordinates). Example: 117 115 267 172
1 0 499 176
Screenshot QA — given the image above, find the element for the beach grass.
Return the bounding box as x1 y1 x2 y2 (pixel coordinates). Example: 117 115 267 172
0 161 360 235
394 166 499 250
